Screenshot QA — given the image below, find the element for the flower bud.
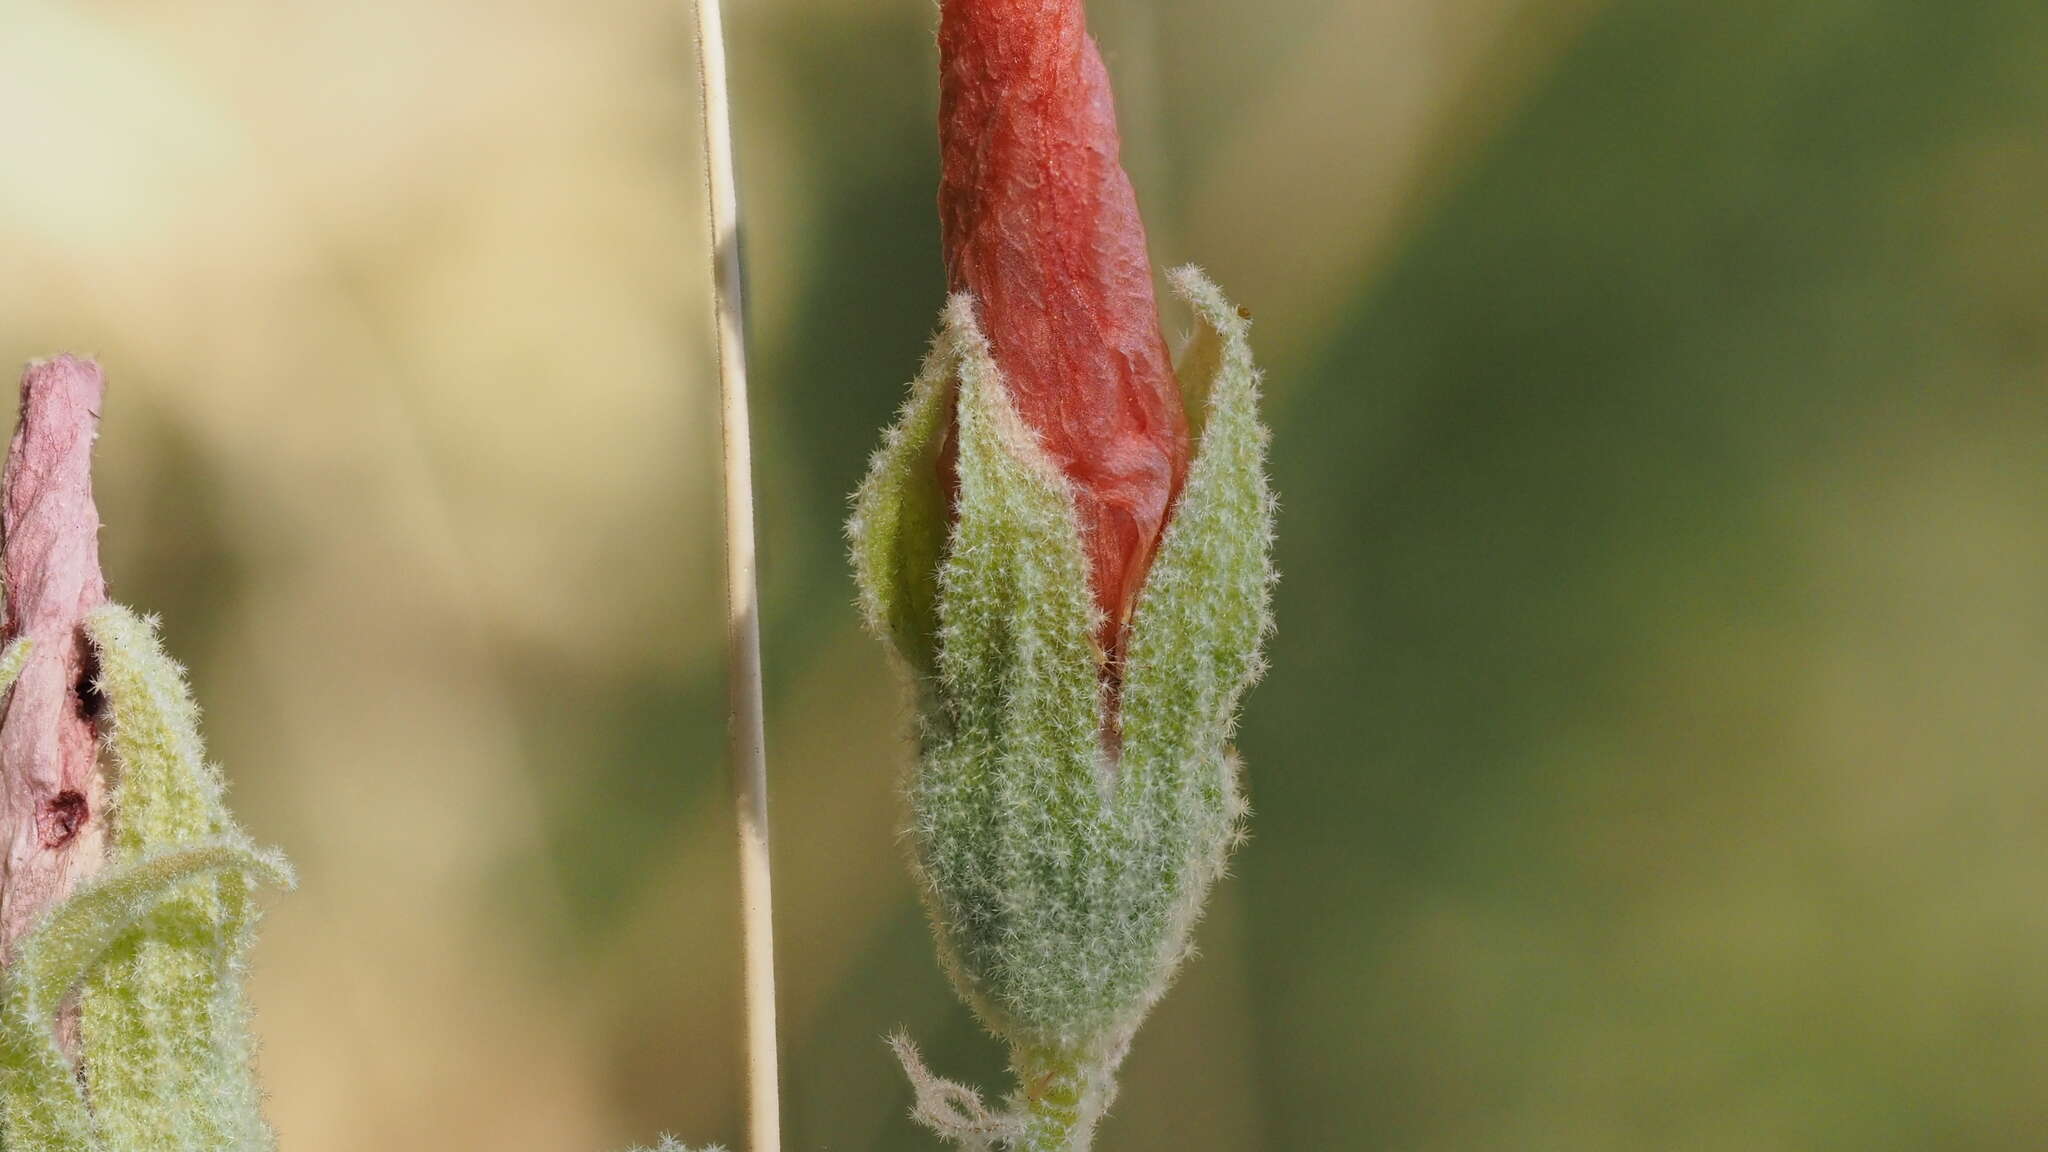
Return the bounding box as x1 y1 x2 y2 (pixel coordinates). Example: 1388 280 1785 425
858 263 1269 1020
853 267 1272 1145
847 3 1274 1146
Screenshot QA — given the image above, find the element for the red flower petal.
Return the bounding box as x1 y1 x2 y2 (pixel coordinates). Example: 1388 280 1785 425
938 0 1191 666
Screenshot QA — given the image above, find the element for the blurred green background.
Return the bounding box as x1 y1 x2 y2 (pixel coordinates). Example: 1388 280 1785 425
5 0 2048 1148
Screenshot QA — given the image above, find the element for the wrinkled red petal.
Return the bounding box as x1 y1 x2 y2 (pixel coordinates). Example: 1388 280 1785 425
938 0 1190 666
1 355 108 959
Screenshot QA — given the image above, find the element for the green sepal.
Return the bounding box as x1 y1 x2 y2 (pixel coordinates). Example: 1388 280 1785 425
0 841 290 1152
911 295 1113 1051
849 310 961 682
1110 265 1274 984
71 604 291 1152
0 638 31 695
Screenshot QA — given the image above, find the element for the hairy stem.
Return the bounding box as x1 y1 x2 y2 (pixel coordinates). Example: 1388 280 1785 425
1012 1049 1102 1152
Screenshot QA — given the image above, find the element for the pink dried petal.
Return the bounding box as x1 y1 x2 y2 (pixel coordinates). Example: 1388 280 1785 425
939 0 1190 666
0 355 109 961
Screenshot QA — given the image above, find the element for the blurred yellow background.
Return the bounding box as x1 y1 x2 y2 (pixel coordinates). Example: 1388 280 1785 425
4 0 2047 1148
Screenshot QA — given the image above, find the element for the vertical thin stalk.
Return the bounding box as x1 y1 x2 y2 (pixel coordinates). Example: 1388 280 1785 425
690 2 783 1150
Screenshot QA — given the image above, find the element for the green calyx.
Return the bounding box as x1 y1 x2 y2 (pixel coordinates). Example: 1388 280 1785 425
0 606 292 1152
851 268 1275 1150
847 303 960 685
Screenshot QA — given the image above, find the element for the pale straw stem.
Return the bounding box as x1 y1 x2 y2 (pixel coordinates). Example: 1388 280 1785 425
690 1 783 1148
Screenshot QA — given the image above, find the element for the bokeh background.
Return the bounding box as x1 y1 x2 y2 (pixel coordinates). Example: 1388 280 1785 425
5 0 2048 1147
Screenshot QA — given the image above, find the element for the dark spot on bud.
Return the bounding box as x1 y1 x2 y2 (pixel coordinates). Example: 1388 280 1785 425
38 791 88 849
75 654 104 721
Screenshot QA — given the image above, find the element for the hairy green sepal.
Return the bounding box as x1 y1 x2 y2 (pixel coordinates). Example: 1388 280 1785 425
851 269 1274 1150
0 607 292 1152
848 309 958 684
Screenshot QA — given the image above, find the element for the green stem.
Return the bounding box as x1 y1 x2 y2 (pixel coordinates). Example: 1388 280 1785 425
1012 1049 1099 1152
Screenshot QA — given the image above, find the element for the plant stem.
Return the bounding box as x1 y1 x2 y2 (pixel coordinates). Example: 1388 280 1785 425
1013 1049 1099 1152
689 1 783 1149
